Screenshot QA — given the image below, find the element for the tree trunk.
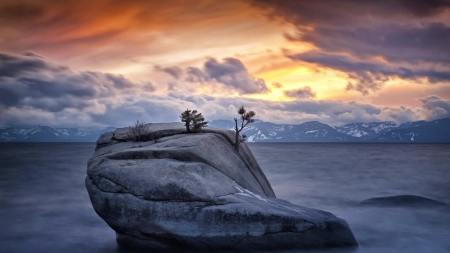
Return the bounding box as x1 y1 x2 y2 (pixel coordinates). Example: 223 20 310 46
234 119 239 151
235 132 240 151
186 122 191 133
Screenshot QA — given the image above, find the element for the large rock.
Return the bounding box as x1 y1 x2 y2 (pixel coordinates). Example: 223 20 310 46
86 123 358 250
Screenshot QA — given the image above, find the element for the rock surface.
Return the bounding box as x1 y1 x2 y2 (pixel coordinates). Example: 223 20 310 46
359 195 449 208
86 123 358 250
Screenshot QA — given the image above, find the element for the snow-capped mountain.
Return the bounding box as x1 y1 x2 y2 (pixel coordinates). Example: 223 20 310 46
372 118 450 142
334 121 397 139
209 118 450 143
396 120 428 129
0 126 115 142
208 120 359 142
1 118 448 142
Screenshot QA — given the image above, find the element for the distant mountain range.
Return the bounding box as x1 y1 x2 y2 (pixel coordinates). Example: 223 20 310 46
0 126 116 142
207 118 450 143
0 118 449 143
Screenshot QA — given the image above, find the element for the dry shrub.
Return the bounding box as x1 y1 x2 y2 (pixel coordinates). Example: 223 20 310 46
127 120 156 142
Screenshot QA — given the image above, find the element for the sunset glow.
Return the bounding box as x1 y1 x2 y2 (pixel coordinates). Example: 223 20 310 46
1 0 449 127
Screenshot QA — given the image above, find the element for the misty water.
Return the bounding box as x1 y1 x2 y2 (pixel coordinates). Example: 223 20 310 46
0 143 449 253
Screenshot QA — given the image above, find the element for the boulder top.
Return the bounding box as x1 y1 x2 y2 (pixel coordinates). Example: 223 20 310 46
92 122 276 198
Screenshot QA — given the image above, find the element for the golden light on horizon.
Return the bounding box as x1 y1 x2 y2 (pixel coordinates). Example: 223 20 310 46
0 0 449 127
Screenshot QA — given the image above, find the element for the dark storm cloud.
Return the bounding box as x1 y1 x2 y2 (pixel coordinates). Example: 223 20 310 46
185 57 269 94
250 0 450 26
284 86 316 99
0 53 146 112
0 87 19 106
154 65 183 79
399 0 450 16
250 0 450 94
289 51 450 95
23 96 94 113
0 53 67 77
299 23 450 64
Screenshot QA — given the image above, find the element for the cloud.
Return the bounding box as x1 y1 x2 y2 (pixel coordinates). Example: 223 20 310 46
173 95 430 126
284 86 316 99
167 81 177 91
420 95 450 119
250 0 450 26
0 53 273 127
154 65 183 79
288 51 450 94
185 57 269 94
0 87 445 128
299 23 450 64
0 3 44 22
143 82 156 92
0 52 151 113
272 82 283 88
250 0 450 94
0 52 447 128
0 53 67 77
0 0 270 73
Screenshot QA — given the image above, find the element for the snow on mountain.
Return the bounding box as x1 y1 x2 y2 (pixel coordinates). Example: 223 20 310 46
209 118 449 143
1 118 448 142
209 120 358 142
334 121 397 139
0 126 115 142
372 118 450 143
397 120 427 129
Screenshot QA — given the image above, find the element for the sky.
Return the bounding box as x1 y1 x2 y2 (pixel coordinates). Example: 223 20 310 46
1 0 450 128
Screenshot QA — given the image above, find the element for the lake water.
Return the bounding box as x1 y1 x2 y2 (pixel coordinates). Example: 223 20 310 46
0 143 449 253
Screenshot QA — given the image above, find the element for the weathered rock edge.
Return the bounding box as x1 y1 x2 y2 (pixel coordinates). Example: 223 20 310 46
86 123 358 250
359 195 449 208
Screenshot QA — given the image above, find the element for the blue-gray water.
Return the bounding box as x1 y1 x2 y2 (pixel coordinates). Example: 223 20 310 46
0 143 449 253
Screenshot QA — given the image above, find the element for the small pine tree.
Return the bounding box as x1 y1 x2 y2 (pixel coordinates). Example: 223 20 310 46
180 109 208 133
234 106 255 151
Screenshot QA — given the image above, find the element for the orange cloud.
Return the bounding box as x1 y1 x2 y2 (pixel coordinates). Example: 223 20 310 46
1 0 448 114
0 1 274 67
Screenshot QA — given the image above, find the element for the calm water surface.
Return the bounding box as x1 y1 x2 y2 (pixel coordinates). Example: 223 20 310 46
0 143 449 253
